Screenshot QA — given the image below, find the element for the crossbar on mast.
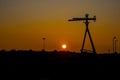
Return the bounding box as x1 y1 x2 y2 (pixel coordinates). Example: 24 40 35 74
68 14 96 54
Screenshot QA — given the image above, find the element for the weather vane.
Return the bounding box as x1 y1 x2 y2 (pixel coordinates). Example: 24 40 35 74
68 14 96 54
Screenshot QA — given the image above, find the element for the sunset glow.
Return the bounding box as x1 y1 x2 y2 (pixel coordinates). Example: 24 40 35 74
0 0 120 53
62 44 67 49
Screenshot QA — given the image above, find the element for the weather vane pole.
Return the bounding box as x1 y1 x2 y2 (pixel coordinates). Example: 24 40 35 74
68 14 96 54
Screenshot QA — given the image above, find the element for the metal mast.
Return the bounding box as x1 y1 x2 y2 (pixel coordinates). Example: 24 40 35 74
68 14 96 54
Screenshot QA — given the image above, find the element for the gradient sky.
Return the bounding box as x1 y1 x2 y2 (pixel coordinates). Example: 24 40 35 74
0 0 120 53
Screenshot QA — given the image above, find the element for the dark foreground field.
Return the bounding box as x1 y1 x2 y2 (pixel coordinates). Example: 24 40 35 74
0 50 120 79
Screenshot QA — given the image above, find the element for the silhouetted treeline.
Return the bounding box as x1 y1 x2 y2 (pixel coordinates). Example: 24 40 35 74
0 50 120 79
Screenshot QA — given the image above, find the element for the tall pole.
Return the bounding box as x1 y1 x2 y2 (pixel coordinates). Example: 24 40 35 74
113 36 116 53
115 39 118 53
113 37 114 53
42 38 46 51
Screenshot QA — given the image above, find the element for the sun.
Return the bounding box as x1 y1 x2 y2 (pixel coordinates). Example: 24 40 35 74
62 44 67 49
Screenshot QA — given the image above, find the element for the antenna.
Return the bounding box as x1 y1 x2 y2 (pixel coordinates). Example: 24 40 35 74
68 14 96 54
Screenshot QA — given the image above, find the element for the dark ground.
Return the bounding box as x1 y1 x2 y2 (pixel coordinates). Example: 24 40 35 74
0 50 120 79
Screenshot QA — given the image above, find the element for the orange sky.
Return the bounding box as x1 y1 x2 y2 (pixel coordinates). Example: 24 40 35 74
0 0 120 53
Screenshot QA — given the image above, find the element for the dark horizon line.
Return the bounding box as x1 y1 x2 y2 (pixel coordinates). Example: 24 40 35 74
0 49 119 54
